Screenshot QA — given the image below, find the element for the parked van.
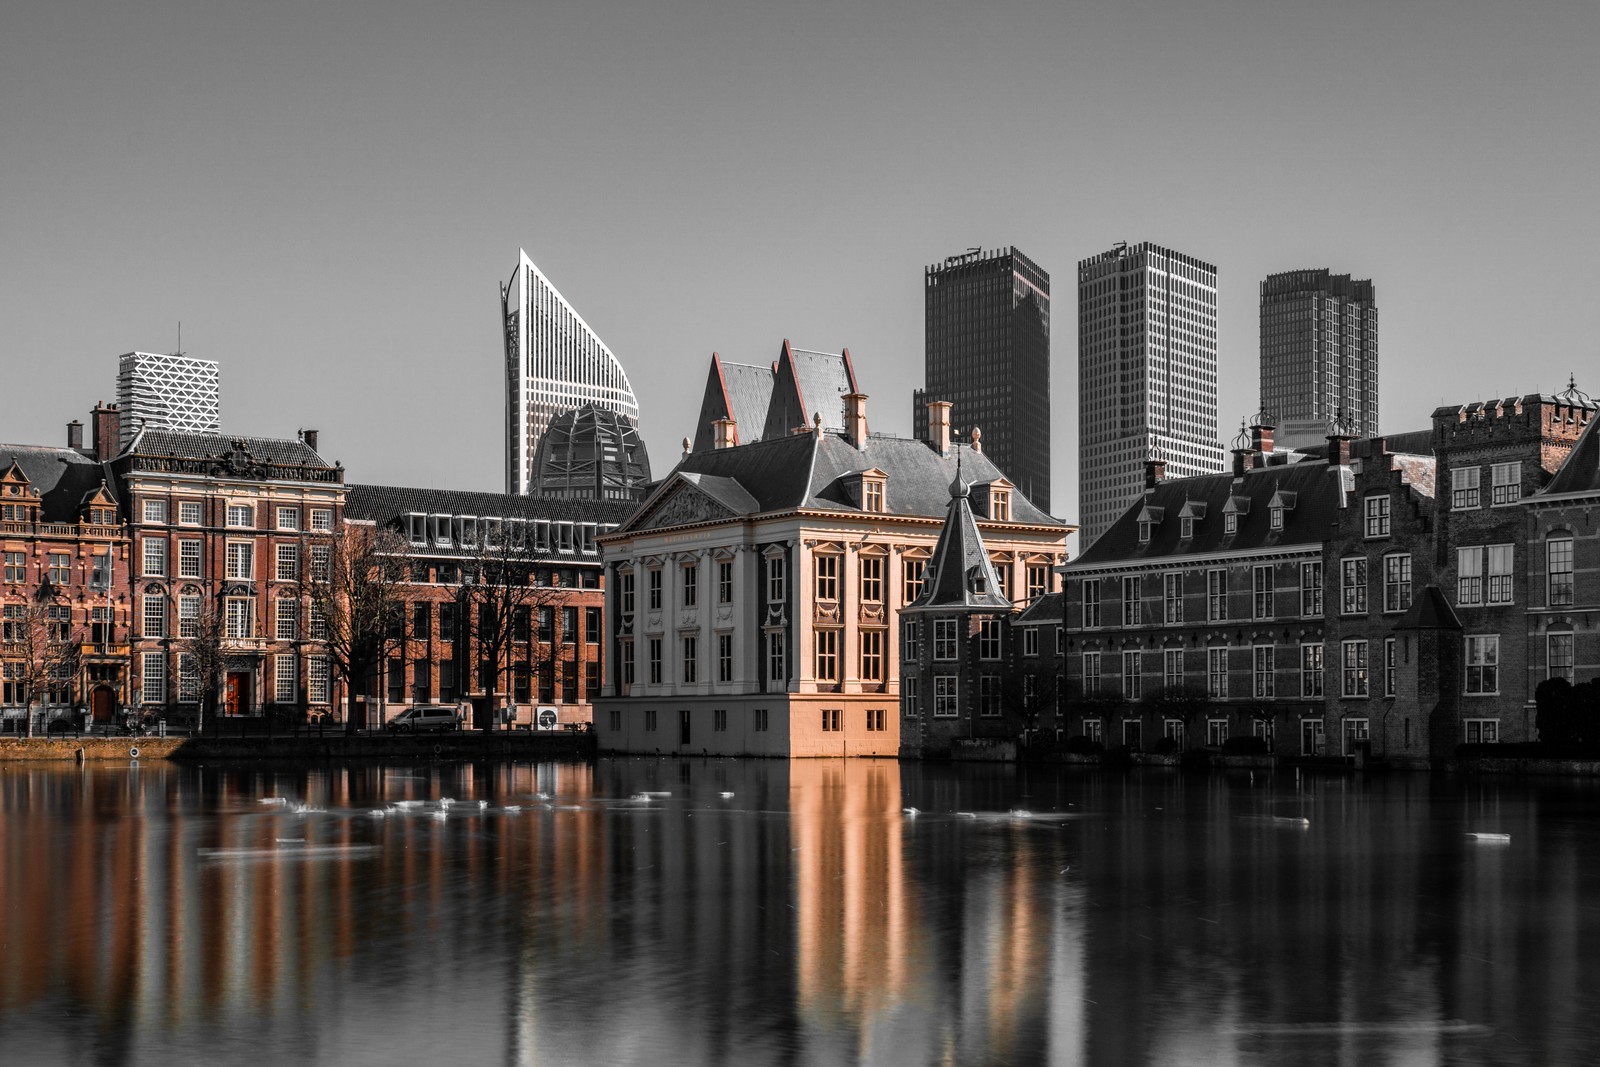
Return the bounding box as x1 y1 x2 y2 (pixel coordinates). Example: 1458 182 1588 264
385 706 460 734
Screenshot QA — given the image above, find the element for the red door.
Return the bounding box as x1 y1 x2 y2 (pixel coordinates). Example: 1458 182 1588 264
225 672 251 716
91 686 115 723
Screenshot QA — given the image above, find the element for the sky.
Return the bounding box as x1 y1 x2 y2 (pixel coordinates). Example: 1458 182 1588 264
4 0 1597 550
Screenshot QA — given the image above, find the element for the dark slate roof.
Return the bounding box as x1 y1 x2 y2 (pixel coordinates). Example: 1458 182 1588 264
719 360 777 444
1014 591 1063 624
903 478 1011 615
0 444 116 521
1541 410 1600 497
1071 457 1349 566
761 341 858 441
1393 585 1462 631
347 484 638 527
129 429 333 469
677 472 761 516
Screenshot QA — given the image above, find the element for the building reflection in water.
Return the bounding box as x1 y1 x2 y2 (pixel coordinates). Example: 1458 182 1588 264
3 761 1600 1065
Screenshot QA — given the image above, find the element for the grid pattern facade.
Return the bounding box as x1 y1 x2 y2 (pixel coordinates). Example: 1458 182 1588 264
1078 242 1222 550
1260 270 1378 449
915 247 1051 512
116 352 220 447
501 250 640 495
530 404 652 501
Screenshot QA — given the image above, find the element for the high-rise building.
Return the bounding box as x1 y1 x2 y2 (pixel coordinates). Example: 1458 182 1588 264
501 250 641 496
913 247 1051 512
1259 270 1378 449
1077 242 1222 549
115 352 220 447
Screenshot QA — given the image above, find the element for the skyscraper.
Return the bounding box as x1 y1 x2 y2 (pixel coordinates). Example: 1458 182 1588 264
1259 270 1378 449
914 247 1051 512
116 352 220 447
1077 242 1222 549
501 250 641 496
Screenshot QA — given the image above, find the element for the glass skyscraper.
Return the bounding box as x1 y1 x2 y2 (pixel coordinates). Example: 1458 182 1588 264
1077 242 1222 549
914 247 1051 512
1259 270 1378 449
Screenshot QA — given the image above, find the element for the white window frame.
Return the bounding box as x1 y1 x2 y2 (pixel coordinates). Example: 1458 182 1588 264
1207 646 1228 699
1364 494 1390 538
1383 553 1412 613
1548 632 1576 682
276 506 300 532
226 503 254 528
933 619 958 661
1341 639 1369 698
933 675 959 718
1465 634 1499 695
1252 645 1274 699
1300 643 1324 698
179 500 203 526
1490 461 1520 506
1451 466 1480 510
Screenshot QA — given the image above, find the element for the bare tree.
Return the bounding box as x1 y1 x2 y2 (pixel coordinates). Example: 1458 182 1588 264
180 599 228 733
453 521 565 729
1141 684 1212 748
301 523 410 733
5 593 81 735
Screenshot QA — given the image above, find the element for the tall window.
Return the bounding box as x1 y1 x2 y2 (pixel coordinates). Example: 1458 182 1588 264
1383 554 1412 612
1163 648 1183 689
860 555 883 603
1253 646 1274 698
1549 632 1576 682
648 638 662 685
1082 581 1101 628
766 631 786 685
902 558 924 604
1301 644 1324 698
1364 495 1391 538
1207 569 1227 621
275 598 298 640
1487 545 1513 604
1122 576 1142 626
1491 461 1520 505
933 619 957 660
142 595 166 639
142 538 165 577
1022 627 1039 656
309 545 330 583
1207 647 1229 698
1341 640 1369 698
864 480 884 513
1451 466 1480 510
1548 537 1574 606
1163 573 1182 624
308 656 330 704
814 629 838 682
225 597 254 639
2 552 23 583
814 553 839 602
226 542 253 581
902 618 920 660
718 560 733 604
1465 635 1499 694
765 557 787 603
1121 650 1142 700
681 635 698 683
274 654 297 703
978 618 1002 660
1027 564 1048 600
683 563 698 607
1384 637 1397 697
933 676 958 717
1082 652 1101 693
176 594 200 639
901 676 919 718
178 539 202 579
276 543 298 582
860 630 883 682
1300 560 1323 617
1341 558 1367 614
979 676 1001 717
1252 566 1274 620
178 653 201 703
141 652 166 705
647 568 662 611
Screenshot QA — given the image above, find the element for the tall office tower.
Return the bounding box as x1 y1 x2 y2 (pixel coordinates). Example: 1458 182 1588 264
1259 270 1378 449
115 352 221 447
1077 242 1222 549
913 247 1051 512
501 249 641 496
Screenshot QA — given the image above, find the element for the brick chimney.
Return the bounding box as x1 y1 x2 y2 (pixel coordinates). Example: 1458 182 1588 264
302 428 320 453
67 420 83 451
1250 421 1274 455
844 392 869 450
927 400 952 456
1144 455 1166 490
712 417 737 449
1327 431 1355 467
92 402 120 461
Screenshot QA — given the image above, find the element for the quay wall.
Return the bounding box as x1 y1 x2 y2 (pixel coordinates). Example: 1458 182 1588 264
0 734 594 763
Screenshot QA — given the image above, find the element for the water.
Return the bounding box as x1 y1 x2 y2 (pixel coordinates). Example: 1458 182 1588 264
2 759 1599 1066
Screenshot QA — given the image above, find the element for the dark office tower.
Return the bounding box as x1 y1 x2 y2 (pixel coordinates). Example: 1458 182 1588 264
1260 270 1378 450
914 247 1051 512
1077 242 1222 550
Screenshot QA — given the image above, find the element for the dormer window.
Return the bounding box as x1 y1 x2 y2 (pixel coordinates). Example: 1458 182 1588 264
1180 516 1194 539
967 565 988 596
864 479 884 513
1138 521 1152 543
990 488 1010 521
1270 507 1284 530
1225 513 1238 535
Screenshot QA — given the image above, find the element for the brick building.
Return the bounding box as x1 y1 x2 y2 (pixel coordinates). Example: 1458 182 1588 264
1525 400 1600 691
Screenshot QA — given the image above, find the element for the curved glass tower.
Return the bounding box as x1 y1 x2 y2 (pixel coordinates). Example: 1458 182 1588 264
501 250 641 495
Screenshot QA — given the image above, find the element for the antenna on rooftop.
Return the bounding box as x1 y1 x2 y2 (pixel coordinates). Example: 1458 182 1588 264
173 321 184 358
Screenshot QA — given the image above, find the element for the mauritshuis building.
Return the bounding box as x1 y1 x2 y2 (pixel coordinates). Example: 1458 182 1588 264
913 248 1052 513
1077 242 1223 551
1260 270 1378 450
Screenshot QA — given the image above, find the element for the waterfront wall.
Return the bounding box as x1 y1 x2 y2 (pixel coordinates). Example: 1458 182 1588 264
0 733 595 762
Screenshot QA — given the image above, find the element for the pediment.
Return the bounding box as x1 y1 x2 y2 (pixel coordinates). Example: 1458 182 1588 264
631 480 739 532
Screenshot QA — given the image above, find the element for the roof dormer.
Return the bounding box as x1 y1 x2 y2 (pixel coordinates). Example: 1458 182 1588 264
845 468 889 513
973 477 1014 521
1267 489 1297 530
1222 495 1250 535
1177 499 1206 540
1135 504 1165 544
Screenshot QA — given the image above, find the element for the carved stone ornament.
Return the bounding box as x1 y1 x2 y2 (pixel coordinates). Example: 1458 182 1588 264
765 606 787 628
639 484 736 531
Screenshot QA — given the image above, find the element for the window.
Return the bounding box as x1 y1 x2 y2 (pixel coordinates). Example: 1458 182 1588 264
1383 554 1412 612
142 652 165 704
44 552 70 586
1164 720 1185 745
1487 545 1513 604
713 708 727 732
933 619 958 660
179 501 203 525
979 675 1001 717
413 603 432 639
176 653 200 703
227 503 254 528
586 607 601 644
1300 561 1323 617
1384 637 1397 697
1207 569 1226 621
538 606 554 643
644 709 657 732
814 629 838 682
901 558 924 604
990 489 1010 521
1207 647 1229 699
1180 515 1194 539
46 604 70 642
310 509 333 532
1 605 22 642
275 598 298 640
902 618 920 660
562 606 576 644
274 654 297 703
1548 537 1575 606
1023 627 1039 657
1138 520 1151 544
768 557 788 603
978 618 1002 660
753 708 769 732
860 555 883 603
1253 646 1275 698
277 506 300 531
1549 632 1576 682
3 551 23 583
1163 573 1182 624
143 499 167 524
718 560 733 604
1163 648 1183 689
142 538 166 577
308 656 330 704
1083 651 1102 693
861 629 883 681
1082 718 1103 743
1464 719 1499 744
1206 719 1229 746
1301 644 1324 698
1465 635 1499 694
648 638 662 684
177 594 200 639
1451 466 1480 510
1491 462 1520 505
1252 565 1274 620
1224 512 1238 535
901 676 919 717
1344 718 1371 754
1121 650 1142 700
91 606 113 644
1458 545 1513 606
1022 675 1037 708
142 595 166 639
718 633 733 682
1341 558 1368 614
276 543 298 582
864 480 884 513
814 553 839 602
1122 576 1142 626
1341 640 1369 698
225 597 254 639
866 708 886 731
648 568 662 610
933 675 959 717
308 545 330 583
226 541 253 580
1271 506 1286 531
682 563 698 607
176 539 202 579
620 570 636 615
766 631 786 684
1364 495 1390 538
1027 564 1048 600
1082 581 1101 627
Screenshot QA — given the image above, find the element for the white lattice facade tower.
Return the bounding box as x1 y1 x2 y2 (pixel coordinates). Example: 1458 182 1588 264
116 352 220 447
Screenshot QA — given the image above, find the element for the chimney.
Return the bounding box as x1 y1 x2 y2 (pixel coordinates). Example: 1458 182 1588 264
1327 431 1355 467
712 417 737 449
67 420 83 451
927 400 952 455
1250 422 1274 455
302 428 320 453
844 392 868 450
92 402 120 461
1144 455 1166 490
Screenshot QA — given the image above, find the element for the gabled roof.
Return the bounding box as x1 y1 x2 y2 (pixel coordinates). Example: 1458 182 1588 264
0 444 116 522
1540 409 1600 498
128 430 332 469
902 475 1012 615
346 484 636 527
692 355 777 453
1015 591 1063 625
762 342 858 441
1393 585 1462 631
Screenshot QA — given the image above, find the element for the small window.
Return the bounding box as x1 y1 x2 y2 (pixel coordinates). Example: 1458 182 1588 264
276 506 300 531
142 499 167 524
1224 512 1238 535
179 501 203 526
227 503 254 528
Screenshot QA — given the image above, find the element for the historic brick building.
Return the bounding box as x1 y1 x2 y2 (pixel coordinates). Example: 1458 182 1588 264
1525 398 1600 693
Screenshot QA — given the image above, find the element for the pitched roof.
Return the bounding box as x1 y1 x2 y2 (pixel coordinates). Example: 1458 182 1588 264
346 484 637 527
0 444 116 522
128 429 333 470
903 476 1012 615
1393 585 1462 631
1015 592 1063 624
1540 409 1600 497
1071 456 1348 567
691 356 777 453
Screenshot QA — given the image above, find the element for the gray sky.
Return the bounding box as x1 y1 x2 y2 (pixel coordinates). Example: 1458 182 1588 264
4 0 1597 545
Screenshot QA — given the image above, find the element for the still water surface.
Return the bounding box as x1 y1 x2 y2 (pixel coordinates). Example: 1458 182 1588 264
2 759 1599 1066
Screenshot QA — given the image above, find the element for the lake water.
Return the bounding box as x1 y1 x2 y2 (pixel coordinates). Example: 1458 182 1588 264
2 758 1598 1066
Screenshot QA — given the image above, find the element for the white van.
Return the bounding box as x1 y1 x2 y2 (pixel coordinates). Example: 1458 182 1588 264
385 706 461 734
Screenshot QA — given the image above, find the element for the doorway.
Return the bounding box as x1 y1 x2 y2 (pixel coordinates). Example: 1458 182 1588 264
679 709 691 747
225 672 251 716
1301 718 1325 756
90 686 115 724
